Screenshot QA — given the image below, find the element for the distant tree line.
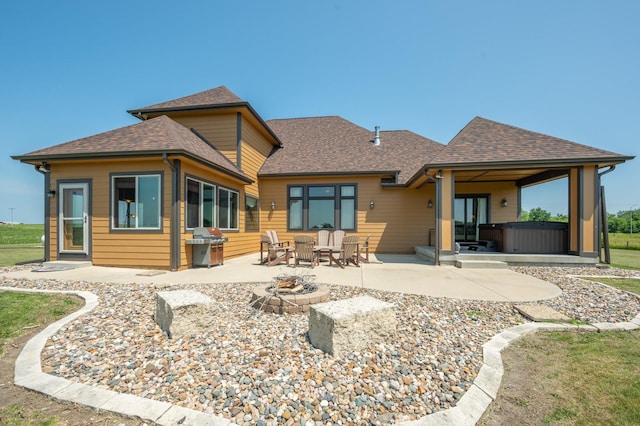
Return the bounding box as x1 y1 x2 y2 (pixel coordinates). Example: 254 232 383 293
521 207 640 234
607 209 640 234
520 207 567 223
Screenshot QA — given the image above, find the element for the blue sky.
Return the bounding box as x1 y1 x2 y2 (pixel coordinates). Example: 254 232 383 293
1 1 638 224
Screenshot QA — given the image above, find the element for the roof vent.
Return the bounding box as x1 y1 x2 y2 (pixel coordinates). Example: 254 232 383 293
373 126 380 146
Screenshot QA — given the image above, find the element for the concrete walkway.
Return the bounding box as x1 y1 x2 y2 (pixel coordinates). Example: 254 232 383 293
4 254 612 425
2 253 562 302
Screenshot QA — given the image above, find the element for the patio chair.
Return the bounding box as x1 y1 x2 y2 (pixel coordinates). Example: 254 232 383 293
294 235 318 268
267 230 290 248
317 229 331 246
330 230 345 247
329 235 360 268
263 233 293 267
357 234 370 263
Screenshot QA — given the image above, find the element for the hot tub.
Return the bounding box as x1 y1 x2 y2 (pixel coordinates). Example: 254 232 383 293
479 221 568 254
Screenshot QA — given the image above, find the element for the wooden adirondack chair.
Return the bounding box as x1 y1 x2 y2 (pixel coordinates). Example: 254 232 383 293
263 233 293 266
294 235 318 268
357 234 370 263
329 235 360 268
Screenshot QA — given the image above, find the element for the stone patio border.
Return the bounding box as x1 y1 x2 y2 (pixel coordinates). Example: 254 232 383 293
3 285 640 426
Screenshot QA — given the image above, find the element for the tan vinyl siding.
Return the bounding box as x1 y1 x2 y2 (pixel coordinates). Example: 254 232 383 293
455 181 518 224
259 176 436 254
178 161 256 268
49 159 172 269
171 113 239 164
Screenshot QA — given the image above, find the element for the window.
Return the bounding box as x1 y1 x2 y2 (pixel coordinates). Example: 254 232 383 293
112 174 161 229
219 187 239 230
186 178 216 229
245 195 259 231
288 184 356 231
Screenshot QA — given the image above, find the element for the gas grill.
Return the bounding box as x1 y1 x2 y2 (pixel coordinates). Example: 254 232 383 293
185 227 228 267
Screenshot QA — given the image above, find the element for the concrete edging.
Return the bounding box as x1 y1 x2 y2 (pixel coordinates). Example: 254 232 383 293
4 286 640 426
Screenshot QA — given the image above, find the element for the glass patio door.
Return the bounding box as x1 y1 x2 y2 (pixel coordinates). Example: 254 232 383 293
454 196 488 241
59 182 89 254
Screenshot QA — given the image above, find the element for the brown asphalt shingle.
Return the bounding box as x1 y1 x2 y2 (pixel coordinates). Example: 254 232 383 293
431 116 628 166
261 116 445 184
129 86 244 113
16 115 250 181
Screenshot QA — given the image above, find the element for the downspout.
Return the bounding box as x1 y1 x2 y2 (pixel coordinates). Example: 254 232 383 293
163 154 180 271
424 169 440 265
35 164 50 262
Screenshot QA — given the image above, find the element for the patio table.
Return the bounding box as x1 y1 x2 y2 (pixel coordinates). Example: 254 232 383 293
314 245 341 264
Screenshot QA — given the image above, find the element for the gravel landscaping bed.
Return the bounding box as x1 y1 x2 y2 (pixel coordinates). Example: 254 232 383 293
2 265 638 425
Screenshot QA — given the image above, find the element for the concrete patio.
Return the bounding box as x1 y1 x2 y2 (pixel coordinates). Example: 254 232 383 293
2 252 562 302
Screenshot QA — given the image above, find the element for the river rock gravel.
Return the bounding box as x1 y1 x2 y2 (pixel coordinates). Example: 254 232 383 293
1 264 638 425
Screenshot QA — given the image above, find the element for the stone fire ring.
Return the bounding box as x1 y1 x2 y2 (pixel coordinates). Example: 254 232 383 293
250 284 330 314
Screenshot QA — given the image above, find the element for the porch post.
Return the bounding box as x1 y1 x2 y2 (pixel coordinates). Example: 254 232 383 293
436 170 455 263
568 166 599 258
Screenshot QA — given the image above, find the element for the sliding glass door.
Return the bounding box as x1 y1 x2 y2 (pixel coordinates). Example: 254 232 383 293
454 196 488 241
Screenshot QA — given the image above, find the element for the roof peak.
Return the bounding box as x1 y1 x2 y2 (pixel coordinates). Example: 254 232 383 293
128 86 245 115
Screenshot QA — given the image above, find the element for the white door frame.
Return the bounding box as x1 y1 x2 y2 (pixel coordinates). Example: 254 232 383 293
58 182 89 255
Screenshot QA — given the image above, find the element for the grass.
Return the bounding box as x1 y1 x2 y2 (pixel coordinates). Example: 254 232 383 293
0 224 44 245
0 291 81 355
0 404 58 426
608 232 640 250
0 291 82 425
602 248 640 270
539 331 640 425
582 277 640 295
0 224 45 267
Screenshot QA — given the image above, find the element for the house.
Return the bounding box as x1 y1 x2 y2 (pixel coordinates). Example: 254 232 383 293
12 86 634 270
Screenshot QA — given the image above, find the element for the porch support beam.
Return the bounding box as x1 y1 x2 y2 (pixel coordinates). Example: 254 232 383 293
516 168 569 188
568 166 599 258
436 170 455 263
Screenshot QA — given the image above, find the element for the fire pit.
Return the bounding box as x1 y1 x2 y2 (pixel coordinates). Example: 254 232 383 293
251 273 330 314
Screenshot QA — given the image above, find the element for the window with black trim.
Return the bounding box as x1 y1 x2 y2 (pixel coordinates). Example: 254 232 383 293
186 177 216 229
288 184 356 231
245 195 259 231
112 174 161 229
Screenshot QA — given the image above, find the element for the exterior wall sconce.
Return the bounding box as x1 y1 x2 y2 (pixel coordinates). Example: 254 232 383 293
501 198 508 207
428 199 433 208
47 190 56 198
369 200 375 209
271 201 276 210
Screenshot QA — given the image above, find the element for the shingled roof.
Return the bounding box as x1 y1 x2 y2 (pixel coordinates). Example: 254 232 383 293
430 116 630 167
128 86 245 114
261 116 444 184
13 115 251 183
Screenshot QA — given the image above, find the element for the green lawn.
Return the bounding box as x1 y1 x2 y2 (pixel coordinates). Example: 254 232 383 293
0 224 44 245
608 232 640 250
0 292 81 355
583 277 640 295
603 248 640 270
0 224 45 267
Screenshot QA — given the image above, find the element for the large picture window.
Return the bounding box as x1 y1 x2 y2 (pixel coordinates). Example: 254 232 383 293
112 174 161 229
288 184 356 231
186 178 216 229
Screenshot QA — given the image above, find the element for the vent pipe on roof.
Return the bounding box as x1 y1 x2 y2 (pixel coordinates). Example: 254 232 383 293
374 126 381 146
